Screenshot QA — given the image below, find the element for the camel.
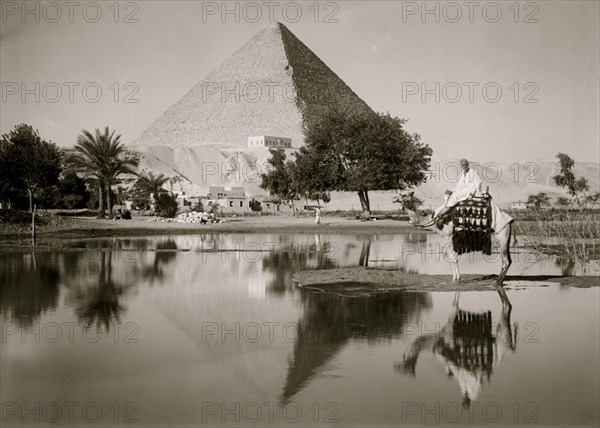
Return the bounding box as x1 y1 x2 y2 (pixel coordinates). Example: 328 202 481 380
395 289 517 408
393 192 516 286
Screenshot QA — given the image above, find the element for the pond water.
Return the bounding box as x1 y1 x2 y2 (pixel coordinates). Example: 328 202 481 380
1 233 598 426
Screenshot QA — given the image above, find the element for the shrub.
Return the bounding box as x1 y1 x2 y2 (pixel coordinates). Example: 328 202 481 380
155 193 179 218
249 199 262 212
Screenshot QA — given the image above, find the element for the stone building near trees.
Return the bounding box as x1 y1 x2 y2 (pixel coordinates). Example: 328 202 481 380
204 186 248 213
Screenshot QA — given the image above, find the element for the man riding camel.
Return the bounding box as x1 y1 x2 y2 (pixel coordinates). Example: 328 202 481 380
395 158 515 284
432 158 513 235
434 159 483 220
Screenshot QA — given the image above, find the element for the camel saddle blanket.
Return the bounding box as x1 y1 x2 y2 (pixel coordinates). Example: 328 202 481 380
438 194 493 255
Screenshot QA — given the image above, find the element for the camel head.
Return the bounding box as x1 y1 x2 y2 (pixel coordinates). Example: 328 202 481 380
392 191 434 228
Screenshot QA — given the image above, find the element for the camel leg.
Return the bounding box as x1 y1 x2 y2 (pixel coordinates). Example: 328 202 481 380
496 222 513 286
449 292 461 319
452 291 461 308
445 244 460 282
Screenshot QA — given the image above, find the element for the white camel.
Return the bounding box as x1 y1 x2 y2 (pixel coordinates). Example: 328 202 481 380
393 192 516 286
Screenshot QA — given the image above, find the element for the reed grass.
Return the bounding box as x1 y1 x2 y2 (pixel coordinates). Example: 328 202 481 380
517 212 600 262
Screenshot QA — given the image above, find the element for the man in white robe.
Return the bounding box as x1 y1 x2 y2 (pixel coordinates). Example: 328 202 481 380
434 159 482 218
434 159 513 233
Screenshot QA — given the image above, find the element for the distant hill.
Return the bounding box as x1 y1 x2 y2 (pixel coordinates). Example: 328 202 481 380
137 146 599 210
327 158 599 211
404 158 600 210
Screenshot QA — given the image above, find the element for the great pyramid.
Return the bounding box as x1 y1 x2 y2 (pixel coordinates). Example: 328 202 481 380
131 22 374 148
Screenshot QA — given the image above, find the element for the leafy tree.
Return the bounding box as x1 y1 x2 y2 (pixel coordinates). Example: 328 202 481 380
553 153 589 208
527 192 551 211
400 193 423 211
260 149 298 214
58 171 90 209
62 194 83 210
295 109 432 216
155 193 179 218
555 196 571 209
288 146 334 207
67 127 138 218
0 137 10 206
585 191 600 209
0 124 61 211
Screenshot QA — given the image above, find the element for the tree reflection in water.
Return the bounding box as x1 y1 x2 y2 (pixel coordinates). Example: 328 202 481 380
555 257 576 276
0 253 60 327
261 235 338 295
358 238 371 267
396 288 517 409
135 239 179 284
75 239 180 330
74 250 129 332
0 238 181 333
282 289 432 402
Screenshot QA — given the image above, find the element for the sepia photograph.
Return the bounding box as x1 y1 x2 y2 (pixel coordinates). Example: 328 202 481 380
1 1 599 426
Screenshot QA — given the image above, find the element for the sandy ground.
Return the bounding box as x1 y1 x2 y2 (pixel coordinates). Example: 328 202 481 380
293 267 599 294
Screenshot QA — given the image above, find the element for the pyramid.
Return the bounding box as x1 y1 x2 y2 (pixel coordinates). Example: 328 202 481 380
131 22 374 148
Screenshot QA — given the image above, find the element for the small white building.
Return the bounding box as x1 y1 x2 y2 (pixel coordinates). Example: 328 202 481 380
247 135 292 149
204 186 249 213
257 196 293 214
511 201 527 210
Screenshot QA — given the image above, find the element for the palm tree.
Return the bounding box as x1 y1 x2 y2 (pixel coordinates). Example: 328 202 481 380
67 127 138 218
133 171 170 211
168 176 182 193
67 130 106 218
104 152 138 217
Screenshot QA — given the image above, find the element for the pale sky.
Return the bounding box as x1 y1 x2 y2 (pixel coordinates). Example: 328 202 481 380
1 0 598 163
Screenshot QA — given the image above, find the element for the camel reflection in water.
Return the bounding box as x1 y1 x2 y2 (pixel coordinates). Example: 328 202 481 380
281 285 517 405
396 288 517 408
281 289 432 402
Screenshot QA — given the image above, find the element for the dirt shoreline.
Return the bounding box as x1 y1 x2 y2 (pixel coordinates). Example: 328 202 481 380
292 267 599 294
0 215 425 249
2 216 597 290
